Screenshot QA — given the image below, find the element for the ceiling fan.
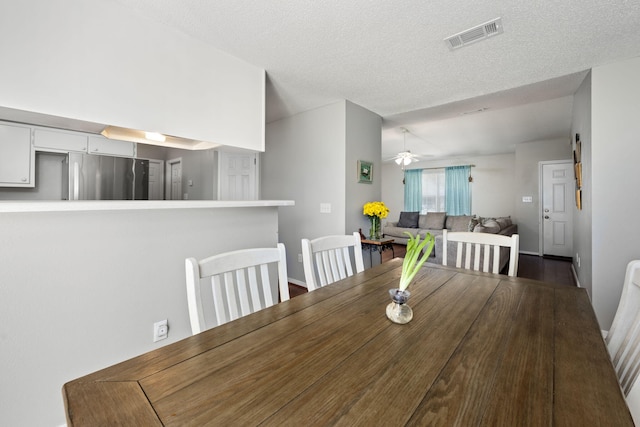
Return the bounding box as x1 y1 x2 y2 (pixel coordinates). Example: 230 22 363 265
388 128 425 169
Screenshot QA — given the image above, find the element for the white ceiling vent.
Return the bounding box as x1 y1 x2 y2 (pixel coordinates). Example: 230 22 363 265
445 18 503 50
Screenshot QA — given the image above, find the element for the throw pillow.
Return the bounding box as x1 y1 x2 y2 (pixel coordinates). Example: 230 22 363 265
422 212 446 230
448 215 473 232
473 224 488 233
495 216 513 230
468 215 480 232
397 211 419 228
481 219 501 234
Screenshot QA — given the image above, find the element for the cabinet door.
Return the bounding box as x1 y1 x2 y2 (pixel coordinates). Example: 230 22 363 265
34 128 88 152
88 136 136 158
0 123 34 187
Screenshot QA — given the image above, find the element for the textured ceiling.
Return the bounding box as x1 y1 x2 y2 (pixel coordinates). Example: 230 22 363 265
112 0 640 161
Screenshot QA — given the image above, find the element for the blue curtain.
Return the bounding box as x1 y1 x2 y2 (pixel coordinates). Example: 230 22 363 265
445 166 471 215
403 169 422 212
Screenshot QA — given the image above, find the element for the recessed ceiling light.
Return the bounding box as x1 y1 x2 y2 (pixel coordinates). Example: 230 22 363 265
144 131 166 142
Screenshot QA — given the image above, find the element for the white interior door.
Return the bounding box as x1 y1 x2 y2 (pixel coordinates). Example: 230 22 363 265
148 159 165 200
218 151 257 200
166 158 182 200
541 162 574 257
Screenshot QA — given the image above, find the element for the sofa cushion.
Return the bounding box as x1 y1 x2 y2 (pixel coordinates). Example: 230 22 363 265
447 215 473 232
421 212 446 230
397 211 419 228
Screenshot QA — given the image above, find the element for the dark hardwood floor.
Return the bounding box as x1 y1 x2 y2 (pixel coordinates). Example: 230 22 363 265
517 254 576 286
288 245 575 297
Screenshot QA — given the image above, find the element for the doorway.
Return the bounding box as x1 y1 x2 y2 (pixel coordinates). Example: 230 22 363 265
540 161 574 257
166 158 182 200
147 159 165 200
218 151 258 200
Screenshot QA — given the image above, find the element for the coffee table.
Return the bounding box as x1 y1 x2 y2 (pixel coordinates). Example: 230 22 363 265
361 237 395 265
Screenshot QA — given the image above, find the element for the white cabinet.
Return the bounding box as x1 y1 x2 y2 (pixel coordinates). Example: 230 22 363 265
33 128 88 152
88 136 136 158
0 123 34 187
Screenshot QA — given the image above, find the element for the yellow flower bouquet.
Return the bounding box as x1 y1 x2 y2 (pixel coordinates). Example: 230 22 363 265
363 201 389 239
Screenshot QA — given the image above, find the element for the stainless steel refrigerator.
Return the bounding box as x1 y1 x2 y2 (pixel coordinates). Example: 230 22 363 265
64 152 149 200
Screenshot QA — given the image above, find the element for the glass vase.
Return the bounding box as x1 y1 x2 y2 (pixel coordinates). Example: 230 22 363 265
386 289 413 324
369 216 381 240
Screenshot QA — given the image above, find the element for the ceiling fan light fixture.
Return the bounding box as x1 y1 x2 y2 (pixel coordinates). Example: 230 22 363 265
395 128 417 168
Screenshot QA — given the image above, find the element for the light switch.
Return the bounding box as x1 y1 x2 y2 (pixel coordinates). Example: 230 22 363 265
522 196 533 203
320 203 331 213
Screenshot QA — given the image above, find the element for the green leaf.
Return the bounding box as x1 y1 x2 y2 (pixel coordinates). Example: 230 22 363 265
399 232 435 291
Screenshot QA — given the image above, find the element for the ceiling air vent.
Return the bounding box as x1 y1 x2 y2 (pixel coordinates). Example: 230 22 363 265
445 17 503 50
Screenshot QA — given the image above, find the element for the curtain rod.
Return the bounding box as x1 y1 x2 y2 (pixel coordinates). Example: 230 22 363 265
411 164 476 171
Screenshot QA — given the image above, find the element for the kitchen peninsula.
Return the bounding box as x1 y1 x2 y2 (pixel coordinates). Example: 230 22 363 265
0 200 293 425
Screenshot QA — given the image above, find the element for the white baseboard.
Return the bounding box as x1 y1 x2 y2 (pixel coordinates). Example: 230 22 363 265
519 250 540 256
570 263 581 288
288 278 307 288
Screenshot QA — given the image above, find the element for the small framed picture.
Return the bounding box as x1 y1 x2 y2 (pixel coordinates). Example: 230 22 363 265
358 160 373 183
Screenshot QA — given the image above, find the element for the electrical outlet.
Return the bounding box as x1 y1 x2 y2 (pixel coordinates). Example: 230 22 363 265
298 253 303 263
153 319 168 342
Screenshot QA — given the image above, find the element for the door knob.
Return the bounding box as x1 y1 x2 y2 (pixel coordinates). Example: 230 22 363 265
544 215 550 219
544 209 550 212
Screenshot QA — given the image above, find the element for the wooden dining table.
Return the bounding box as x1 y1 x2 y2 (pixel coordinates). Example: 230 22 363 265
63 259 633 426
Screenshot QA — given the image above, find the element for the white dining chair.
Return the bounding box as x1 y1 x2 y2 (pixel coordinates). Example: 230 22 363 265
442 229 520 277
185 243 289 334
301 232 364 291
606 261 640 398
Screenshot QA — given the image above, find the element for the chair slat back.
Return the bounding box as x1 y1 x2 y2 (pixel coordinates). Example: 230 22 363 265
607 261 640 395
443 230 519 277
301 232 364 291
185 244 289 334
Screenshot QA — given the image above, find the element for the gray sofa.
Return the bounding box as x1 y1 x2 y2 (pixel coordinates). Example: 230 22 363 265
383 211 518 272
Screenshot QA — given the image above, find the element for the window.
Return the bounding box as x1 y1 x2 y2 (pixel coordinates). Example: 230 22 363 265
421 169 445 213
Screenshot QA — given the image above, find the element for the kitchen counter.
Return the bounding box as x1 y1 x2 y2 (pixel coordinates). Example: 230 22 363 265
0 199 294 213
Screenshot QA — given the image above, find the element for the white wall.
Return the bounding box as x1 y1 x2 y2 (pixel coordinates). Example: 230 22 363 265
262 100 382 283
514 139 573 253
0 0 264 151
381 153 516 224
380 163 406 224
0 205 283 426
263 102 347 283
591 56 640 329
345 101 383 237
571 72 593 297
